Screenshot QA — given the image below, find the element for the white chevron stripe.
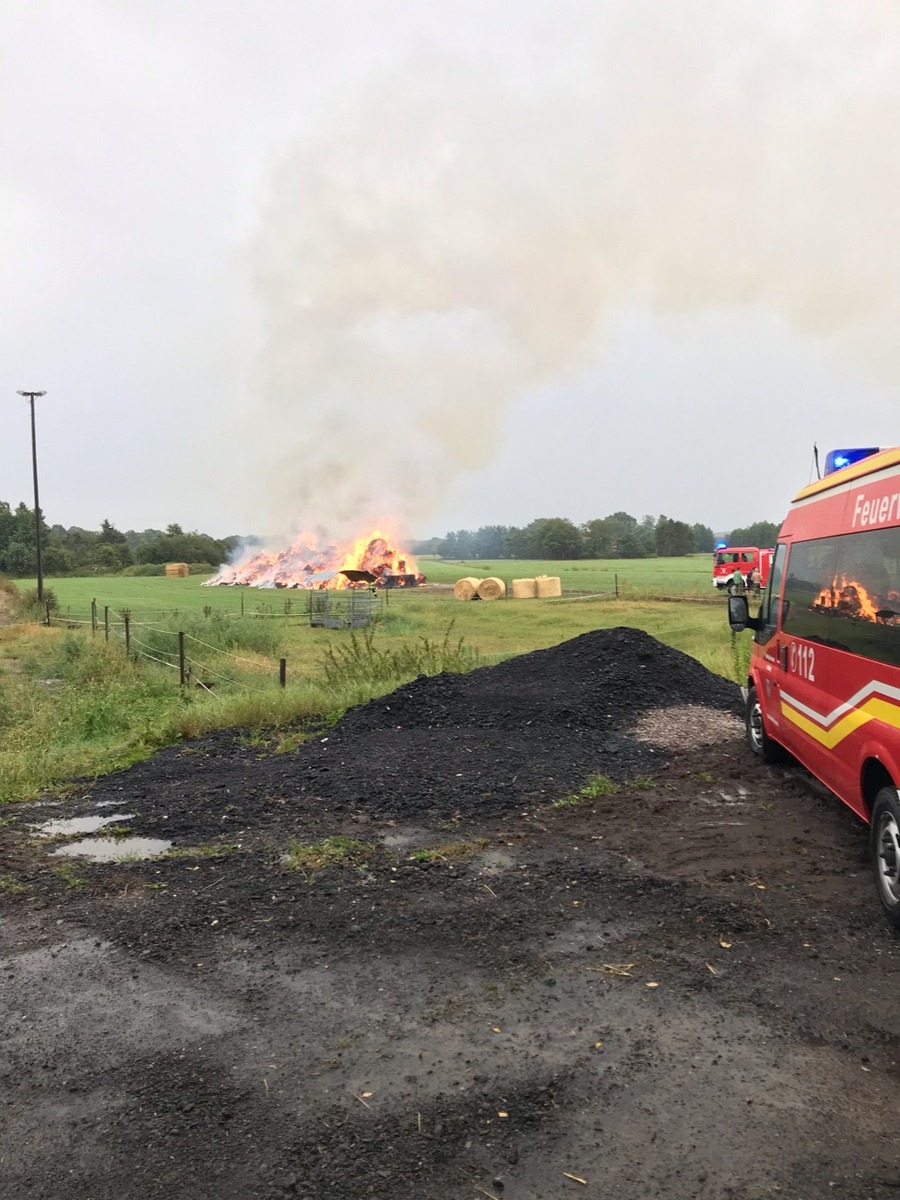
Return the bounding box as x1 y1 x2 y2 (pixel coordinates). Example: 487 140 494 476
780 679 900 728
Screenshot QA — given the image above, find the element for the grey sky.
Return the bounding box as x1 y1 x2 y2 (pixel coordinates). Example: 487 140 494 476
1 1 897 546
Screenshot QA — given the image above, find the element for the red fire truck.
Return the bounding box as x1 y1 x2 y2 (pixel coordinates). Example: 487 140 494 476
728 445 900 927
712 546 773 591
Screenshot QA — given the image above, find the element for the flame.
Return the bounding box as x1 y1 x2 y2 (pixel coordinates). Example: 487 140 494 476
205 528 425 590
810 575 900 623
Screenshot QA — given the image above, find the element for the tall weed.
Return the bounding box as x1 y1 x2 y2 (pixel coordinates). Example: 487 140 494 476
730 631 752 682
322 623 482 689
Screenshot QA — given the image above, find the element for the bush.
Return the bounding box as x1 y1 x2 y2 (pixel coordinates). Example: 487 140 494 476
17 586 59 620
121 563 214 577
122 564 166 577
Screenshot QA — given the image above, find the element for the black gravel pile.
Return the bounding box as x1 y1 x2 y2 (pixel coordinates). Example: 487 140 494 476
343 625 740 735
293 626 742 820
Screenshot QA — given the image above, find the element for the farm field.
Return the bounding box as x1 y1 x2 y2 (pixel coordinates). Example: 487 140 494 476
14 553 715 620
417 554 713 594
13 571 733 683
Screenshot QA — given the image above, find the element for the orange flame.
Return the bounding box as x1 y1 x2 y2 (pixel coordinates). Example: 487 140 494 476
811 575 899 623
205 528 425 590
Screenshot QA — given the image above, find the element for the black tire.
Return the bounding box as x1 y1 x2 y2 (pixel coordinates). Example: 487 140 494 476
871 786 900 929
745 685 786 764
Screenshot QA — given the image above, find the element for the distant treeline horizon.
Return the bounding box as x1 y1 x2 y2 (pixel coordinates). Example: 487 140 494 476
0 498 779 577
0 500 236 577
412 513 779 561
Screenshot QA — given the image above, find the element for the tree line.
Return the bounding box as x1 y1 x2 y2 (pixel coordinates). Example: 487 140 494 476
0 500 236 576
419 514 780 560
0 497 782 578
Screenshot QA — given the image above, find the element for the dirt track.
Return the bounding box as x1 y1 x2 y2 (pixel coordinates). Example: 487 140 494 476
2 628 900 1200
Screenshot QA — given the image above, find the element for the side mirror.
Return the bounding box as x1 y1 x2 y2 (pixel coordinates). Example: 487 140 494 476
729 592 758 633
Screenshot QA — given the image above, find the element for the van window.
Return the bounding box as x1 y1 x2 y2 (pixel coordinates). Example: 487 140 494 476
740 552 756 563
782 528 900 666
782 539 840 645
760 543 787 634
716 552 738 565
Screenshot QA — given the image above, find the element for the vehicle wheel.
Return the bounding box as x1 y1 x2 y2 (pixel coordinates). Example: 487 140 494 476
745 685 786 764
871 787 900 929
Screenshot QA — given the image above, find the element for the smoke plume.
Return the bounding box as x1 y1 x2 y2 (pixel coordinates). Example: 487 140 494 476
245 1 900 540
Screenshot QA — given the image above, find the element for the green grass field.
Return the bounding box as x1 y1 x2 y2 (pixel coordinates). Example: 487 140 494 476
418 555 713 594
15 554 715 619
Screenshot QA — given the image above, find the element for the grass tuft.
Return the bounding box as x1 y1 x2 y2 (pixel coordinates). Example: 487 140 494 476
407 838 489 863
284 836 372 870
54 862 87 889
554 772 620 808
0 874 29 894
167 842 238 859
631 775 656 789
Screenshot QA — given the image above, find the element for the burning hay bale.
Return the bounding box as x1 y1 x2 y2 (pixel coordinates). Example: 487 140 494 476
454 577 482 601
204 530 424 591
476 577 506 601
512 577 537 599
536 575 562 598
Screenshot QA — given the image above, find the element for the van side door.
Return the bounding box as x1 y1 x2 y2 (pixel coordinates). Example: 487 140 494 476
753 542 789 736
777 536 851 794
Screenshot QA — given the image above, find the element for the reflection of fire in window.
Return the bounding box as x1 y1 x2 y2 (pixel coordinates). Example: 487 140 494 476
811 575 900 624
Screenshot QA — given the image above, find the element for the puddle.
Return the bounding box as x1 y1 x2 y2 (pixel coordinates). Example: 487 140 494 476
380 826 430 850
701 789 750 808
475 849 516 874
36 813 135 838
51 837 172 862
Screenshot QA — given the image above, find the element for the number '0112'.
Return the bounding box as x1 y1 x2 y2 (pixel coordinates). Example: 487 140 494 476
790 642 816 681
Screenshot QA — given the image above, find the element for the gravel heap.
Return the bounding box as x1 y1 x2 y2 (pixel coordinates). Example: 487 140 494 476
295 626 742 820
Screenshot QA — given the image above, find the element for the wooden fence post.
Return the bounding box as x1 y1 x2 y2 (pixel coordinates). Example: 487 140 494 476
104 606 109 642
91 598 97 634
124 614 131 656
279 657 286 688
179 632 186 687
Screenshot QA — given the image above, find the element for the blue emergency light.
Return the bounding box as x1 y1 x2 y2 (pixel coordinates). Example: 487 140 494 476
824 447 880 476
715 541 727 550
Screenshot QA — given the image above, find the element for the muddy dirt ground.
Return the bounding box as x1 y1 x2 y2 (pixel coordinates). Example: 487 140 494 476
2 627 900 1200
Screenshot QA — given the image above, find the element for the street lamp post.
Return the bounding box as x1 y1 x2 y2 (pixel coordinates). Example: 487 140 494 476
17 390 47 603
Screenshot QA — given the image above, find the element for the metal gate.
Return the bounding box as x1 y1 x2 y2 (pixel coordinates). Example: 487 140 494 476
308 589 380 629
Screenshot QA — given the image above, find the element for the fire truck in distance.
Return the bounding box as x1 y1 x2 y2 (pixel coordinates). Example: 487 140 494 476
712 545 774 591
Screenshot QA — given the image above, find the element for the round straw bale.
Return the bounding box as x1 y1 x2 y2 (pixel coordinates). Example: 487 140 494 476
536 575 562 598
512 577 537 599
454 576 482 601
476 576 506 601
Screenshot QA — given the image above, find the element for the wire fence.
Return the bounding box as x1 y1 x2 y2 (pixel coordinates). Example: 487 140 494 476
42 589 386 693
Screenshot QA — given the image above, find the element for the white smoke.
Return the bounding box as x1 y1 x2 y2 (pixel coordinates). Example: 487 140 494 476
244 0 900 539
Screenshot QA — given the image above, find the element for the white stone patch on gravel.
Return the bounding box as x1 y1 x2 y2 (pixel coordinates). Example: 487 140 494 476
632 704 743 750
